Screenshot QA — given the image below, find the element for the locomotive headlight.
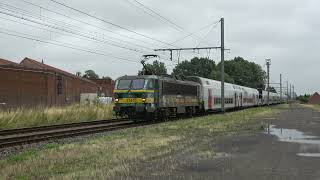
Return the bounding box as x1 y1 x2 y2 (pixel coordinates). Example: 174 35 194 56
114 98 119 102
142 98 146 102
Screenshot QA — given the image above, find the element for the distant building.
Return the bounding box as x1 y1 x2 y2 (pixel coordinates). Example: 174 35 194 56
90 78 114 97
308 92 320 104
0 57 100 109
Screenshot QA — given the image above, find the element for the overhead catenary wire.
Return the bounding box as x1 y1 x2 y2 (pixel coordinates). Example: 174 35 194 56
49 0 180 48
127 0 215 46
170 19 221 45
155 19 221 60
15 0 205 60
196 20 221 47
2 0 215 64
0 27 139 63
5 0 175 61
124 0 183 32
0 5 149 54
123 0 218 60
16 0 163 51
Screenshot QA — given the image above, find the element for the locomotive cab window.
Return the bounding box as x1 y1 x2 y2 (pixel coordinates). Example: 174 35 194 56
116 79 145 90
117 80 131 89
146 79 155 89
131 79 145 89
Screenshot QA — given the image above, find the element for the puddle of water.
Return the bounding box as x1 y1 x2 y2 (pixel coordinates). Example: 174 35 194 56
265 125 320 144
265 125 320 158
297 153 320 157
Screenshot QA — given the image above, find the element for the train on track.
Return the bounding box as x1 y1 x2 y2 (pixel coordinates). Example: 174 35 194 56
113 75 286 120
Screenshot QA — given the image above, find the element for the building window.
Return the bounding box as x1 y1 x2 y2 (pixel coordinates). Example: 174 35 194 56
57 75 63 95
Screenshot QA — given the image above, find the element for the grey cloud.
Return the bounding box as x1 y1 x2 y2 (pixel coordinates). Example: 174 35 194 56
0 0 319 94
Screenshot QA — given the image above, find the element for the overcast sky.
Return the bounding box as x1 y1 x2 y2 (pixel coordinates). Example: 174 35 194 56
0 0 318 95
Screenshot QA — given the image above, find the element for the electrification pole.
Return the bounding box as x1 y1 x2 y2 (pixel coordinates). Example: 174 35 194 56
221 18 225 112
154 18 226 112
266 59 271 106
292 85 295 101
290 84 292 102
287 80 289 104
280 74 282 102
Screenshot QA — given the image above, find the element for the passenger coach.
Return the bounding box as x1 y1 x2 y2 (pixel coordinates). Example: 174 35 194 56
187 76 260 111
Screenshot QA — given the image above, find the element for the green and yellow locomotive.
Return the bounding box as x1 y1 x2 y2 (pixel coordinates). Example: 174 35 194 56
113 75 202 120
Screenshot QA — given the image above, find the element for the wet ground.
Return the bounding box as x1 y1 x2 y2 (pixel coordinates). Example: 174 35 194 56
132 104 320 179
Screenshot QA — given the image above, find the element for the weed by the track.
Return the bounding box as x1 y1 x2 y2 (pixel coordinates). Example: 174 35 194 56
0 104 113 129
0 104 287 179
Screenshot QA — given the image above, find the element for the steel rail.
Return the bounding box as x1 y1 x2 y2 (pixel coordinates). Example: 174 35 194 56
0 118 128 136
0 121 144 149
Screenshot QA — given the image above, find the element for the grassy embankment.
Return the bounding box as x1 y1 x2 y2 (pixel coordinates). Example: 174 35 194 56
300 103 320 111
0 104 288 179
0 104 113 129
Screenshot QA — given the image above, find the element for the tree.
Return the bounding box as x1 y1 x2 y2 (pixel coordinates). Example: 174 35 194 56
82 70 99 79
138 60 167 75
217 57 266 89
210 70 235 84
297 94 310 103
172 57 216 78
102 76 111 79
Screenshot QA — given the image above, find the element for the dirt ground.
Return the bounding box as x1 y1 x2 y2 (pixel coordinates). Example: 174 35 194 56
126 104 320 180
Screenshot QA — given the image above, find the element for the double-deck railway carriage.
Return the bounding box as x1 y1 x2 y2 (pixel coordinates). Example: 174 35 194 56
260 90 281 105
187 76 259 111
113 75 201 119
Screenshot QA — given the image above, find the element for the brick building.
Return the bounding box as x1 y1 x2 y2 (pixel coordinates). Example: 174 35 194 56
90 78 114 97
308 92 320 104
0 57 101 109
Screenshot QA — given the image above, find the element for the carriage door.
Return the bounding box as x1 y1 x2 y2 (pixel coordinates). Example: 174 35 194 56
234 93 237 107
240 93 243 107
208 89 213 109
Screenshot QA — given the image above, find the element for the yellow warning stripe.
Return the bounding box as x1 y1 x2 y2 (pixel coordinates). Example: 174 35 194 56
113 89 155 93
116 98 154 104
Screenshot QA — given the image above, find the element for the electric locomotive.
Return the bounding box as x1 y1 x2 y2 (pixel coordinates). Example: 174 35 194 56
113 75 201 119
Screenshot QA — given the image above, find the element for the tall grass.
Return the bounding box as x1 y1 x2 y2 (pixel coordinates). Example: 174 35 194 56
0 105 287 179
0 104 113 129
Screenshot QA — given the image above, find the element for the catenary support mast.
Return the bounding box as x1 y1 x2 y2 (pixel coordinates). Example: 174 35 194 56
154 18 227 112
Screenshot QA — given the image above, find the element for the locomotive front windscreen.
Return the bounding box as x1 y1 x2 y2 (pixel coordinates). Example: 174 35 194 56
117 79 145 90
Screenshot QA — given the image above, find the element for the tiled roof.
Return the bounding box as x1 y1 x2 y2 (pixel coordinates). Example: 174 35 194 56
0 58 20 66
20 58 97 84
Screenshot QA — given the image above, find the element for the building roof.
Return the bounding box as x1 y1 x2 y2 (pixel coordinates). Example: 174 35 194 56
20 58 97 85
0 58 21 66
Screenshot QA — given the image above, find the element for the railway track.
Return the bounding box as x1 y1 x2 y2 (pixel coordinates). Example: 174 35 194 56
0 105 279 149
0 119 146 149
